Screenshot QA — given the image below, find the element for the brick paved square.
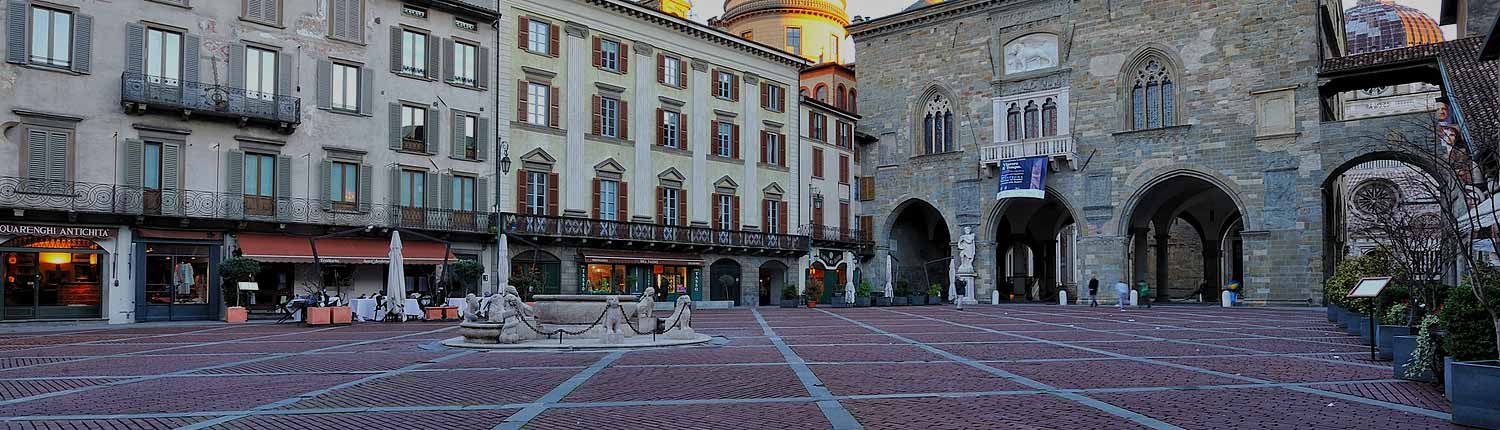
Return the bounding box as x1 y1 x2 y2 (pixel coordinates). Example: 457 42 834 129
433 351 606 369
903 331 1027 343
843 394 1148 430
1090 387 1457 429
0 378 111 401
614 345 785 365
196 351 447 375
207 410 514 430
528 402 829 430
933 342 1113 361
563 364 807 402
1 354 247 377
6 374 364 416
991 359 1245 389
1072 340 1248 357
282 368 575 409
1165 355 1392 383
792 344 946 362
780 333 902 345
4 417 208 430
809 362 1030 395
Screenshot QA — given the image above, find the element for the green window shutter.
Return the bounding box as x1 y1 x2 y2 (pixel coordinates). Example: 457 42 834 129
123 139 145 188
358 163 373 212
424 171 438 209
183 33 200 82
388 102 401 150
45 130 67 181
388 26 401 73
389 166 400 207
450 111 464 159
476 178 488 213
425 107 440 154
124 23 144 76
71 14 92 74
161 143 181 214
442 38 454 82
358 67 374 115
275 155 292 198
228 43 246 90
277 52 293 97
5 0 27 65
316 59 332 109
425 32 440 79
441 173 454 210
477 47 489 89
24 128 47 181
225 150 244 196
319 160 332 209
477 116 490 160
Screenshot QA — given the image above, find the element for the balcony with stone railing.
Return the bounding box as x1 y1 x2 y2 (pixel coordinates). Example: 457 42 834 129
979 135 1076 167
120 73 301 133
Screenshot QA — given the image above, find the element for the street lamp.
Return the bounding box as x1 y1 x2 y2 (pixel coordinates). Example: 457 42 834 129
495 139 511 295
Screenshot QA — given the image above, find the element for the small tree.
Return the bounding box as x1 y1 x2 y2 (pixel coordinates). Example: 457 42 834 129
450 260 485 296
219 257 261 307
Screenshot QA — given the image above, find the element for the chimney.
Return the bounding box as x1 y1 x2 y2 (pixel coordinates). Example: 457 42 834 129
640 0 692 19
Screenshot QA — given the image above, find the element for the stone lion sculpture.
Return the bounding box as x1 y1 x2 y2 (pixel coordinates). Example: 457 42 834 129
600 295 625 344
662 295 694 339
496 285 535 344
636 288 656 332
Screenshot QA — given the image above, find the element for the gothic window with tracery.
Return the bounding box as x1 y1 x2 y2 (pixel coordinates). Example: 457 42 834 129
922 96 954 154
1352 179 1400 215
1129 57 1175 130
1006 103 1021 141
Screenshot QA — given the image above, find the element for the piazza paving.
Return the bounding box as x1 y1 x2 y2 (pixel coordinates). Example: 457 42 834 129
0 305 1460 429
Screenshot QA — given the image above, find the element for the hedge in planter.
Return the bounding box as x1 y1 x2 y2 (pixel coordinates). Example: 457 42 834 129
1325 253 1396 316
927 284 943 305
894 282 911 306
1441 284 1499 363
855 281 872 307
780 285 800 308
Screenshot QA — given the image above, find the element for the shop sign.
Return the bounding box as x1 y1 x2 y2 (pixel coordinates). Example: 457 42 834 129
0 224 115 239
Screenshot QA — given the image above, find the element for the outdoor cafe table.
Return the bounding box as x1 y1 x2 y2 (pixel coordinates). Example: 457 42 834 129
447 297 467 317
351 298 378 322
404 298 423 321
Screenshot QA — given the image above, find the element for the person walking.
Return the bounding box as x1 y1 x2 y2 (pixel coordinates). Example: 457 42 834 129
1088 275 1100 307
1136 281 1152 308
1114 280 1130 311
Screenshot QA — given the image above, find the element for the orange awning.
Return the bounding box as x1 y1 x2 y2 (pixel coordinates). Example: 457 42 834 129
236 234 457 265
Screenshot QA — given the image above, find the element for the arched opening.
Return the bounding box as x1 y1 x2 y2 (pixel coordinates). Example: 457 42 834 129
992 192 1076 302
814 84 828 103
836 84 847 110
758 260 789 306
709 259 742 306
1123 174 1243 303
511 250 561 300
888 199 951 294
1321 155 1451 289
848 89 858 114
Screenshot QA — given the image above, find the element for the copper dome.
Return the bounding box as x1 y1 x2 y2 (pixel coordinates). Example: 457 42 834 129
1344 0 1445 55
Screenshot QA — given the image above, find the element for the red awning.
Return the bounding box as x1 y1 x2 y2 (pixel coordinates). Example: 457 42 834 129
236 234 457 265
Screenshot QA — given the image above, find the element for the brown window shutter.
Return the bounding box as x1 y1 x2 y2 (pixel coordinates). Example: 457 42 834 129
515 169 528 214
619 100 630 139
711 193 721 229
678 113 687 149
677 191 687 227
731 75 741 101
732 196 740 230
592 37 601 68
547 172 559 216
822 116 829 141
840 155 849 184
779 134 787 167
709 120 719 155
760 132 768 163
619 42 630 73
711 69 720 96
731 124 741 159
517 80 528 122
760 84 769 109
762 200 770 232
592 178 601 219
813 148 823 177
840 202 850 236
656 108 665 146
592 95 602 136
549 23 560 57
779 201 788 234
656 186 665 224
617 182 629 221
678 60 688 89
549 86 561 128
656 54 665 84
518 17 529 50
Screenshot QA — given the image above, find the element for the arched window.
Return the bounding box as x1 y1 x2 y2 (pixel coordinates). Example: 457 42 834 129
1042 98 1057 137
848 89 857 114
1006 103 1021 141
921 95 954 154
800 87 809 97
835 84 847 110
1127 55 1176 130
814 84 828 103
1023 101 1040 139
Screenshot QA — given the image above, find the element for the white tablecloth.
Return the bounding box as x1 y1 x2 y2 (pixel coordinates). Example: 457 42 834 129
447 298 467 317
404 299 424 319
351 299 378 322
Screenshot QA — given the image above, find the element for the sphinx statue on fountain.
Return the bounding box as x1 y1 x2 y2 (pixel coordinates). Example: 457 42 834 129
661 295 695 340
459 286 541 344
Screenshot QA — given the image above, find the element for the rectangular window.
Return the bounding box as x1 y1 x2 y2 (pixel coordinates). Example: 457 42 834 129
399 29 427 76
662 111 681 148
600 97 619 138
839 155 849 184
663 56 681 87
812 147 824 178
245 46 277 100
527 82 549 125
243 153 275 197
29 6 71 68
399 169 426 208
330 62 360 111
243 0 282 25
765 200 779 233
763 84 784 112
764 132 781 165
452 41 477 86
330 162 358 204
144 142 162 190
145 27 183 86
662 188 680 226
328 0 363 42
401 105 427 151
716 71 733 99
716 122 733 157
526 171 547 215
460 114 478 159
453 175 476 211
527 19 549 54
810 112 827 142
785 27 801 55
599 39 620 72
717 194 733 229
599 179 618 221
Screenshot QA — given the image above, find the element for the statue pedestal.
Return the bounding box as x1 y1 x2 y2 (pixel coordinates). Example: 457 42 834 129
958 273 978 305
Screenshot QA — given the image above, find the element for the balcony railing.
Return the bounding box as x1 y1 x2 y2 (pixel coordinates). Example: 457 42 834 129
980 135 1075 166
502 213 807 253
0 177 492 234
801 224 873 248
120 73 301 131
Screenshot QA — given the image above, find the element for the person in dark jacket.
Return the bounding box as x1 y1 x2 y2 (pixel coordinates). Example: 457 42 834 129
1088 275 1100 307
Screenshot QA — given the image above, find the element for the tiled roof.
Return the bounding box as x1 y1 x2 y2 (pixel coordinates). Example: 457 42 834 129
1437 38 1500 157
1321 42 1442 74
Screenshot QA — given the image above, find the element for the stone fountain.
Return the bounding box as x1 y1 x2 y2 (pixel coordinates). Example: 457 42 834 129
444 286 710 350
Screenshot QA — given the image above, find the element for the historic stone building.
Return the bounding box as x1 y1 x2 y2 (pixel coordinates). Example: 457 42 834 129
850 0 1498 306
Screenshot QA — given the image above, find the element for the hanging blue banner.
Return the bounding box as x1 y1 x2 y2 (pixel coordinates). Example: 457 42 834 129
997 156 1047 200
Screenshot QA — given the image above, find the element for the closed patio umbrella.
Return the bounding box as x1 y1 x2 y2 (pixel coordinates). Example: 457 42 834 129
496 233 509 295
387 232 406 303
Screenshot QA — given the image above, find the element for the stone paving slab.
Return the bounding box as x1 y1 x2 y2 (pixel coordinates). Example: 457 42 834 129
281 368 575 409
990 359 1245 389
1090 387 1459 429
1165 355 1392 383
791 344 947 363
842 394 1150 430
614 345 785 365
6 374 364 416
808 362 1030 395
562 364 808 402
528 402 829 430
206 410 514 430
1 354 247 378
3 417 209 430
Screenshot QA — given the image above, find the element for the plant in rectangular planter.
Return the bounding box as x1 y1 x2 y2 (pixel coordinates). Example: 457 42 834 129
1440 283 1500 428
1376 303 1410 360
855 281 872 307
780 284 800 308
894 281 911 306
1396 315 1440 382
874 291 891 307
927 284 943 305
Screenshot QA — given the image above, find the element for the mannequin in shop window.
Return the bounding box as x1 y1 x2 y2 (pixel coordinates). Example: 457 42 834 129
173 260 195 303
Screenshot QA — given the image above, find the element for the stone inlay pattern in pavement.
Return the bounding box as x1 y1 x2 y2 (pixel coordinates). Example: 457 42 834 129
0 306 1458 429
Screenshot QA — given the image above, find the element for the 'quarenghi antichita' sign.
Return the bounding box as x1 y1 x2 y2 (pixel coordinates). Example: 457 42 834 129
0 224 115 239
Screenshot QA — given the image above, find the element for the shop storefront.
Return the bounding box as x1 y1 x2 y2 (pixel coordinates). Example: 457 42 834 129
235 233 457 303
579 251 703 302
133 230 223 321
0 224 116 321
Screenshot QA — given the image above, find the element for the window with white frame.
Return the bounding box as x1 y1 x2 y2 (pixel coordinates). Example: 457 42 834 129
452 41 477 86
765 132 781 165
526 82 549 125
662 187 680 226
526 171 547 215
452 175 476 211
717 194 733 229
245 46 277 100
765 200 780 233
145 27 182 85
526 19 549 54
716 122 733 157
600 96 619 138
716 71 733 99
460 114 478 159
599 39 620 72
663 56 682 87
662 111 681 148
598 179 618 221
401 105 427 150
399 29 427 76
330 62 360 111
784 27 801 55
29 5 71 68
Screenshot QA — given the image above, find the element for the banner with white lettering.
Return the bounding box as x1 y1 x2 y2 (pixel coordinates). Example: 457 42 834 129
997 156 1048 200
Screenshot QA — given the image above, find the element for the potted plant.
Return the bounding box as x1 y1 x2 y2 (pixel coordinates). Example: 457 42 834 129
1441 283 1500 428
874 286 891 307
893 281 910 306
804 282 822 308
780 284 800 308
908 281 926 306
1395 315 1438 382
1376 303 1410 361
927 284 943 305
219 257 261 324
854 280 872 307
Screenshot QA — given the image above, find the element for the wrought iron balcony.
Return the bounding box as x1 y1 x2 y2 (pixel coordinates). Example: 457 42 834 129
501 213 808 254
0 177 492 234
801 224 873 250
120 73 301 133
979 135 1075 166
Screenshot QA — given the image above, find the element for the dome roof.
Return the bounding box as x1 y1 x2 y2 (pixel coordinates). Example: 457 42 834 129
904 0 944 12
1344 0 1444 55
719 0 848 26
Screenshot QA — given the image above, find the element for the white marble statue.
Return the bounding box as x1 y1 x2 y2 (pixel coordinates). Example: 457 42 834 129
663 295 694 339
948 258 958 301
844 252 856 304
957 226 976 274
463 293 484 323
884 254 895 299
600 295 625 344
636 287 657 333
496 285 535 344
